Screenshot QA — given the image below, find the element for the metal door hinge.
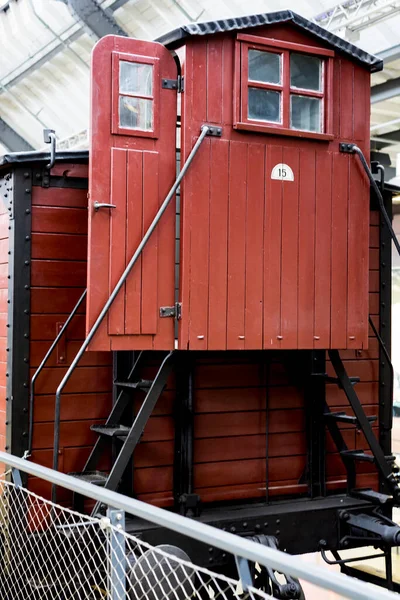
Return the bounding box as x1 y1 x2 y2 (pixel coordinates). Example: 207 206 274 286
162 76 184 92
159 302 182 319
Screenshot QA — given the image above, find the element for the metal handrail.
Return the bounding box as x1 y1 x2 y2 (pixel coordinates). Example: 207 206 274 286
28 289 87 457
52 125 210 482
346 144 400 256
0 451 396 600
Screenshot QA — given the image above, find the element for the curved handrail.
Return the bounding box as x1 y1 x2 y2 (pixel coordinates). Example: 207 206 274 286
346 144 400 256
27 289 87 457
52 125 210 494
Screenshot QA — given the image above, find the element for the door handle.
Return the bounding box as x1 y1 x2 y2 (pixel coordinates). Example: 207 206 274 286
93 201 116 211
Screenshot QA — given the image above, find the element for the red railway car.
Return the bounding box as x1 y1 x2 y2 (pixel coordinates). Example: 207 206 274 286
1 9 400 594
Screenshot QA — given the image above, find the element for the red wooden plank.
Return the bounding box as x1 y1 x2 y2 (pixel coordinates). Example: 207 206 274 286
108 148 127 335
141 151 159 334
348 164 369 348
187 138 211 349
298 148 316 348
206 38 223 123
124 150 143 335
33 393 111 422
30 341 110 368
30 314 85 341
192 41 207 123
31 233 87 261
222 37 234 125
30 287 86 315
339 59 354 140
31 260 86 288
314 151 332 348
331 152 349 348
264 145 283 348
31 187 87 208
244 143 264 349
32 207 87 234
354 66 367 141
227 141 247 349
31 365 112 395
280 147 300 348
208 139 229 350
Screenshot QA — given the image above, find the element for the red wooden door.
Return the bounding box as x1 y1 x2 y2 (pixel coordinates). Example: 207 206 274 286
87 36 177 351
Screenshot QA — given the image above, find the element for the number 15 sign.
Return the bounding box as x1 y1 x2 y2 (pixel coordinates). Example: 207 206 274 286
271 163 294 181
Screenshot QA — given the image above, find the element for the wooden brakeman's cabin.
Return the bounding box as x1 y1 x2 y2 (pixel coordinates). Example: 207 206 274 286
1 9 399 585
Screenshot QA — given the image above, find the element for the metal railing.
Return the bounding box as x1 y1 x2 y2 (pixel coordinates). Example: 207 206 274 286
52 125 210 484
28 288 87 456
0 451 398 600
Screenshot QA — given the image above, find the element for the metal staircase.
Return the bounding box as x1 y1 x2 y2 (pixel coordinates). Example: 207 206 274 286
70 350 175 512
319 350 400 505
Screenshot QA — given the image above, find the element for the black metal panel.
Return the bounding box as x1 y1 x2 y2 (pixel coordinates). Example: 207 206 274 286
378 189 393 477
126 495 371 565
0 150 88 169
5 167 31 461
158 10 382 72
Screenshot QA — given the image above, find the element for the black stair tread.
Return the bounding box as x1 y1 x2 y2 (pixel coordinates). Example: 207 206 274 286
324 411 377 424
69 470 108 485
91 424 129 437
115 379 153 389
341 450 375 463
351 488 393 505
313 373 360 385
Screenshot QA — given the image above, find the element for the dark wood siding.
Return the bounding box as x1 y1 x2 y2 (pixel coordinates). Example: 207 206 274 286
28 172 113 494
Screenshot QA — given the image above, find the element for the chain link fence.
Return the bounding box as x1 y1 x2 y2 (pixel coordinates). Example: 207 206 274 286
0 476 274 600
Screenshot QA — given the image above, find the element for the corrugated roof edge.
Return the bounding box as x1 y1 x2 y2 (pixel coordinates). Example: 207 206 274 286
157 10 383 72
0 150 89 169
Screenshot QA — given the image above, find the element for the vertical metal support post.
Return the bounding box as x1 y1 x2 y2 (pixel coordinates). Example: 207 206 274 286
378 187 393 483
108 508 126 600
5 167 31 468
234 556 253 592
307 351 326 498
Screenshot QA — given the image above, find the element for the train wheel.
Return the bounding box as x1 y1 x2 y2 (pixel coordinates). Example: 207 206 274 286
128 544 194 600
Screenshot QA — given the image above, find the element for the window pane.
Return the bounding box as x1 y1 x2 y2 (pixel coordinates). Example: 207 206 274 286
248 49 281 84
119 96 153 130
290 53 322 91
248 88 281 123
290 95 321 132
119 61 153 96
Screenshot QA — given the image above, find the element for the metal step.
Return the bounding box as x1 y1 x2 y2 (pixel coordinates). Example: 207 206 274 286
341 450 375 463
69 470 108 486
324 411 377 425
115 379 153 390
313 373 360 386
91 424 129 437
351 488 393 505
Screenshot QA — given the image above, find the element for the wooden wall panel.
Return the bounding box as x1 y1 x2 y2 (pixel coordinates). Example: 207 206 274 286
180 34 370 351
29 180 113 496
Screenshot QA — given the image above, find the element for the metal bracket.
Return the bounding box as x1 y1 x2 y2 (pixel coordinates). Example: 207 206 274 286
235 556 253 592
178 493 201 517
160 302 182 319
162 76 184 92
107 509 126 600
203 125 222 137
339 142 355 154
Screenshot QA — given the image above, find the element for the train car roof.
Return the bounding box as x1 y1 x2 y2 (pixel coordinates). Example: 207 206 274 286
0 150 89 171
158 9 383 72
